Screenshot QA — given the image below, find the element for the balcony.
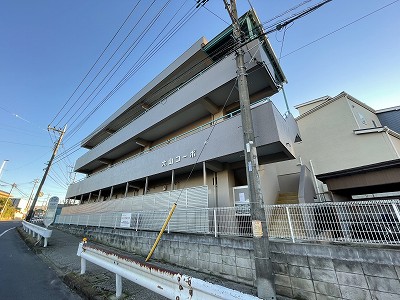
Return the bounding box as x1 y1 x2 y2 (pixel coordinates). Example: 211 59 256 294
75 40 282 174
66 101 296 198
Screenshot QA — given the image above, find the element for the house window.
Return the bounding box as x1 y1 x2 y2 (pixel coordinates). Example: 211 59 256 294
358 112 367 125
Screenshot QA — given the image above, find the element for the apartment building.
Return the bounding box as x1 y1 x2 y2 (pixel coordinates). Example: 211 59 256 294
65 10 299 210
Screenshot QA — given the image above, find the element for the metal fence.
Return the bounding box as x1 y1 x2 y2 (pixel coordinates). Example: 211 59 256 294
55 200 400 245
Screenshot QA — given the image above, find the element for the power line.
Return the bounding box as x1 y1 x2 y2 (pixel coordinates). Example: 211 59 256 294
62 2 199 143
51 0 144 127
53 0 396 168
281 0 400 58
62 0 174 132
0 140 50 148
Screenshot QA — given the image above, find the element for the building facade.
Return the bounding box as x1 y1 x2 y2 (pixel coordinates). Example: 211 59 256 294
65 10 298 210
275 91 400 202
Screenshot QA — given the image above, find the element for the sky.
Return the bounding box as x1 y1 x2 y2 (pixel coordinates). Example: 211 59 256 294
0 0 399 205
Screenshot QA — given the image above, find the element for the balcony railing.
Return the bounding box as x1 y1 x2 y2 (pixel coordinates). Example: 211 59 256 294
76 98 271 182
56 199 400 245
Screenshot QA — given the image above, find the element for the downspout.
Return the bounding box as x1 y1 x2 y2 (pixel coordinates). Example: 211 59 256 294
309 160 321 194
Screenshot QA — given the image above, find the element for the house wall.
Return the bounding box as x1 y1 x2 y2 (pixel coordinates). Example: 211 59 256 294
347 99 381 130
295 96 397 176
387 133 400 157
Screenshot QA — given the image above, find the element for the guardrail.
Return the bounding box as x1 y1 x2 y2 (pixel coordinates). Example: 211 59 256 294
77 242 260 299
57 200 400 245
22 220 52 247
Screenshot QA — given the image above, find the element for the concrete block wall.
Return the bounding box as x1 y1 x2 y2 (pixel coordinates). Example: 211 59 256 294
271 242 400 300
56 225 400 300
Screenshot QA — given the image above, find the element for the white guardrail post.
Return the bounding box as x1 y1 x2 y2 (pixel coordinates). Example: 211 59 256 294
77 242 261 300
22 220 52 247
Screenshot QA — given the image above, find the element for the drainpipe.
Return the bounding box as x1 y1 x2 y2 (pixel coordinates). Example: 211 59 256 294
144 177 148 195
171 170 175 191
203 162 207 186
309 160 321 194
124 182 129 198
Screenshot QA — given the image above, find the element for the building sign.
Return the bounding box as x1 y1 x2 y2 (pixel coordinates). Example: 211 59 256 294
161 149 196 167
120 213 132 228
43 196 59 228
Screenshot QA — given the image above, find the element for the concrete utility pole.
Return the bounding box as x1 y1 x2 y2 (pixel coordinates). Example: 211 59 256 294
24 178 39 213
26 126 66 221
222 1 275 299
0 183 16 219
0 159 9 181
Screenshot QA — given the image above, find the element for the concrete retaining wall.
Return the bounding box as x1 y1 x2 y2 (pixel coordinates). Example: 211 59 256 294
56 225 400 300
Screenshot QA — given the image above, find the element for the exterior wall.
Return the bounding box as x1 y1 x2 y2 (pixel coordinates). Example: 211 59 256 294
82 37 208 146
347 99 381 130
153 115 213 146
67 102 294 198
259 164 280 205
387 133 400 157
298 165 316 204
56 225 400 300
76 47 265 171
216 169 235 208
295 96 397 176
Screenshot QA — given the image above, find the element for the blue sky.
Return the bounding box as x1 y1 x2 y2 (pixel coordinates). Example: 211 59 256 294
0 0 399 203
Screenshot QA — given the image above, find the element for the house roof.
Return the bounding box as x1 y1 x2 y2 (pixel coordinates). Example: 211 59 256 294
293 95 330 110
295 91 376 121
376 105 400 114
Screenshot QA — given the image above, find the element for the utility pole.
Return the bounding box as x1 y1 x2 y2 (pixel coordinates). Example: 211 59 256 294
25 178 39 214
0 183 16 219
0 159 9 181
222 1 275 298
26 126 66 221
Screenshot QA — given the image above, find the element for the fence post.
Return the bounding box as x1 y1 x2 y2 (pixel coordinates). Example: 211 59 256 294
98 214 102 228
116 274 122 298
86 215 89 227
214 209 218 238
393 203 400 222
81 257 86 275
135 213 140 231
286 207 295 243
77 215 80 226
114 214 117 229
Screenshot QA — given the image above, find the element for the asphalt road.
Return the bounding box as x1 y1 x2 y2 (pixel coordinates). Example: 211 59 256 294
0 221 82 300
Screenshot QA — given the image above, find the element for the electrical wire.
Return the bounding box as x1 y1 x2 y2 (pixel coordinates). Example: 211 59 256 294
52 0 394 170
51 0 144 127
62 1 195 142
173 77 239 205
56 0 160 129
281 0 400 58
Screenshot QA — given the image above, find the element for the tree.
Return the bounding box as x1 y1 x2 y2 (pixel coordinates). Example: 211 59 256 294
0 196 16 220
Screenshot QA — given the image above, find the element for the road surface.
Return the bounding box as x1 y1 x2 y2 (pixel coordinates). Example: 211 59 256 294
0 221 82 299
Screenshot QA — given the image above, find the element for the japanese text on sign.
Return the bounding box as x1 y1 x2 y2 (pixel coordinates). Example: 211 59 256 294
162 150 196 167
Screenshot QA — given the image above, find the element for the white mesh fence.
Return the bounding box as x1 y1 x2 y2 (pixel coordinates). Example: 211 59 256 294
55 199 400 245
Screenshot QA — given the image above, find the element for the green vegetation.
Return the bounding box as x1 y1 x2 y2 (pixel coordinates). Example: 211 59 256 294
0 196 17 220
